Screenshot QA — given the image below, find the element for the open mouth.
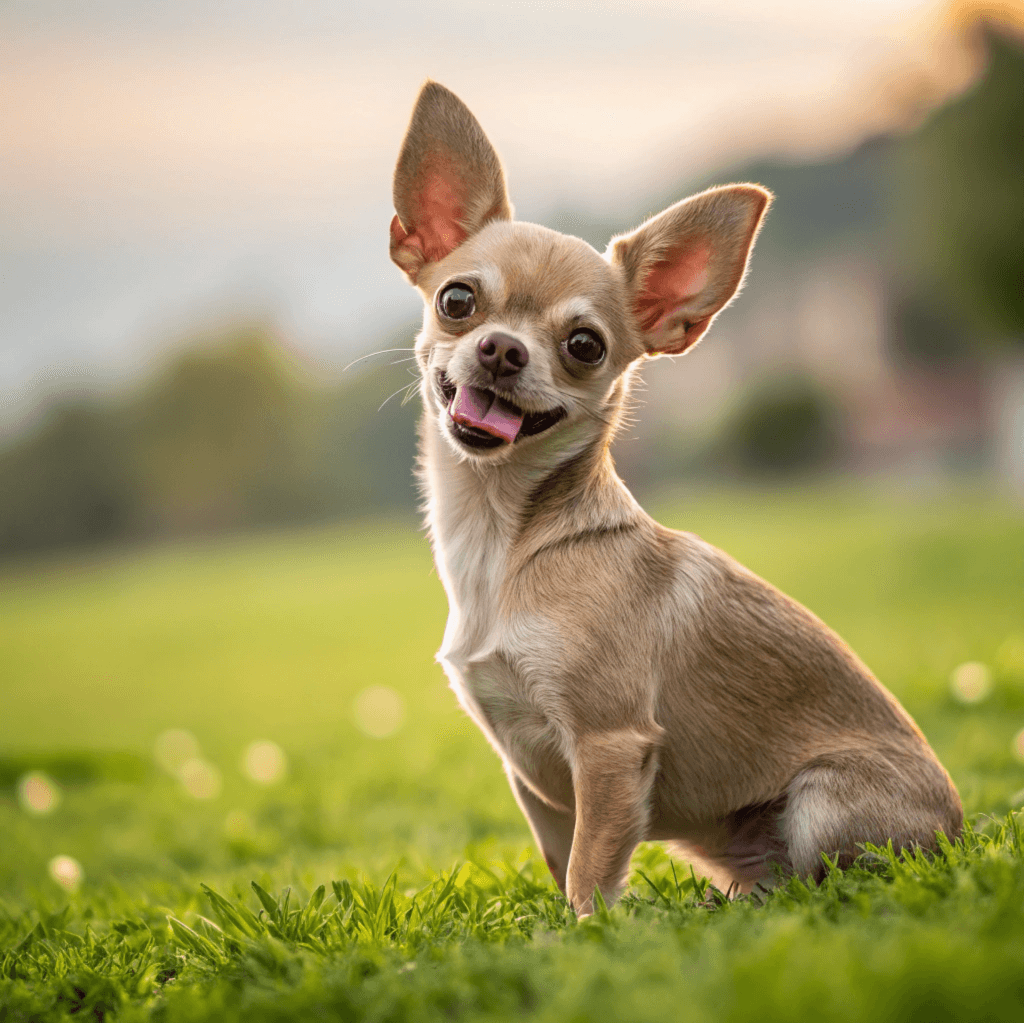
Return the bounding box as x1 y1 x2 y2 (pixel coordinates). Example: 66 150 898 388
437 372 566 449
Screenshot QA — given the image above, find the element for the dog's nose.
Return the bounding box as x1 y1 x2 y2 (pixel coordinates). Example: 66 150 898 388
478 333 529 378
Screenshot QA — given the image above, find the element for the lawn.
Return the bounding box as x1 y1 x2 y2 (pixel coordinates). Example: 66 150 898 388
2 486 1024 1021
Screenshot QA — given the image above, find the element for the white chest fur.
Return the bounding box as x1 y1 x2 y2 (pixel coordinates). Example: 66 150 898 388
435 528 569 794
424 434 574 807
439 614 574 813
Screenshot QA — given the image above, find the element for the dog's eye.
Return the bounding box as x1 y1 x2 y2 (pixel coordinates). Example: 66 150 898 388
564 329 605 366
437 283 476 320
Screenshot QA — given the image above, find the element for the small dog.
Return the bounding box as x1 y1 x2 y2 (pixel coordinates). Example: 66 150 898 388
390 82 962 915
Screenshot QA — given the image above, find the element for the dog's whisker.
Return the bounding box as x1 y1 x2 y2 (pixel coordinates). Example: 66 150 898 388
378 381 418 412
401 367 425 406
342 348 416 373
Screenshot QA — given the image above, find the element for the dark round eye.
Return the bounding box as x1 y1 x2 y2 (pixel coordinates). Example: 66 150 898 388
565 329 605 366
437 283 476 320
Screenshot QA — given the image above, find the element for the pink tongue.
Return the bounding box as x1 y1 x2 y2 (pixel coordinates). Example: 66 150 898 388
449 385 525 444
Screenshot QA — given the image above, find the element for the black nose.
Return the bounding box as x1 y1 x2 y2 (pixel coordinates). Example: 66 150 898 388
478 332 529 378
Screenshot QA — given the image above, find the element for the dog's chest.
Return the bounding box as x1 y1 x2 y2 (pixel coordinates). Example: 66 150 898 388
435 539 571 805
445 642 558 755
426 456 579 805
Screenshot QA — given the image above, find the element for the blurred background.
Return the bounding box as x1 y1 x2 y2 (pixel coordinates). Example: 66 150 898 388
1 0 1022 558
2 0 1024 918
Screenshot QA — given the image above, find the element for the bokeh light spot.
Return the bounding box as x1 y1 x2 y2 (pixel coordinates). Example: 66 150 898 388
48 855 83 891
353 686 406 739
179 758 222 799
242 740 287 784
17 771 61 815
154 728 200 775
996 635 1024 676
1014 728 1024 764
950 661 992 704
224 809 253 840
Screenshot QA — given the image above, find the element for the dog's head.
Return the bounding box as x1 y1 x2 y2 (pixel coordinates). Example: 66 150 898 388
391 81 770 463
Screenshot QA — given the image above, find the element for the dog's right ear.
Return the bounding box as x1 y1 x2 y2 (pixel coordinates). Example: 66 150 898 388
390 82 513 284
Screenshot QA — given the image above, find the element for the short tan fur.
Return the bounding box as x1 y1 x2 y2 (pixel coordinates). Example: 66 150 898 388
390 81 962 916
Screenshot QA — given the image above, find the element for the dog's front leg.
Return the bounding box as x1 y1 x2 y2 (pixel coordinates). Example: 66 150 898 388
506 768 575 894
566 728 660 917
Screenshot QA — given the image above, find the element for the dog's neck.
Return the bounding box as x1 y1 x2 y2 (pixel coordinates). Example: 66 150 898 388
419 387 643 643
419 384 644 654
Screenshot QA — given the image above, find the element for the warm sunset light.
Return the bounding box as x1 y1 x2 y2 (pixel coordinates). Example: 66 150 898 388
3 2 1022 1019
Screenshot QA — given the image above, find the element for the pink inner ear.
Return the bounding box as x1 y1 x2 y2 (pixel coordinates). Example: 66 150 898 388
634 242 710 334
396 156 469 265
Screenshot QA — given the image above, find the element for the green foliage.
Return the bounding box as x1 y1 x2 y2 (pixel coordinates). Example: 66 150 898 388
889 288 975 366
1 489 1023 1020
714 376 842 475
0 402 140 555
3 824 1024 1022
127 331 315 531
0 751 150 788
0 323 420 561
898 26 1024 340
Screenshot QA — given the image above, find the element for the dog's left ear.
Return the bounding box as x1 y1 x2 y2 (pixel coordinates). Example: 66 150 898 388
608 184 771 355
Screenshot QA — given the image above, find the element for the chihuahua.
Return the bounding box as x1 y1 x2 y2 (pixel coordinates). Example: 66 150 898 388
389 82 962 915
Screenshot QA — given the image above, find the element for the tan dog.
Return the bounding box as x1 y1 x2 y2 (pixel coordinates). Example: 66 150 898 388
390 82 962 915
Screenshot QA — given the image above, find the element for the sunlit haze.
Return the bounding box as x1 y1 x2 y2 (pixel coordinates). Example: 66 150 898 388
0 0 1005 428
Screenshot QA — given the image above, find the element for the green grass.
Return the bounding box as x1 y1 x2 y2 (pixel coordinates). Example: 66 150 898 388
2 486 1024 1021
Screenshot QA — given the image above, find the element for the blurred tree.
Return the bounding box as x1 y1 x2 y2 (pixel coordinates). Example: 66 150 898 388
889 288 975 365
899 24 1024 341
307 321 421 520
0 323 422 561
715 376 842 476
0 403 137 556
128 327 315 532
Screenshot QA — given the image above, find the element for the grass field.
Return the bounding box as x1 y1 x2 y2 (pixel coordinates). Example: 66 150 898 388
2 486 1024 1021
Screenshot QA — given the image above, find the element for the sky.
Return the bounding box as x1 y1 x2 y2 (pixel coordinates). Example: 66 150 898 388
0 0 985 431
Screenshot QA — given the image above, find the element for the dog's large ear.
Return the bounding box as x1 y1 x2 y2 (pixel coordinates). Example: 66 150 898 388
608 185 771 356
390 82 513 284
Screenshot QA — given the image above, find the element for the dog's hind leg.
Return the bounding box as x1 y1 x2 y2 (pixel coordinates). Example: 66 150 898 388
671 796 791 896
781 748 963 881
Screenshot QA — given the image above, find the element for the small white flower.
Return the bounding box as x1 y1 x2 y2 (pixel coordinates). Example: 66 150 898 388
1014 728 1024 764
154 729 200 775
224 809 253 839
